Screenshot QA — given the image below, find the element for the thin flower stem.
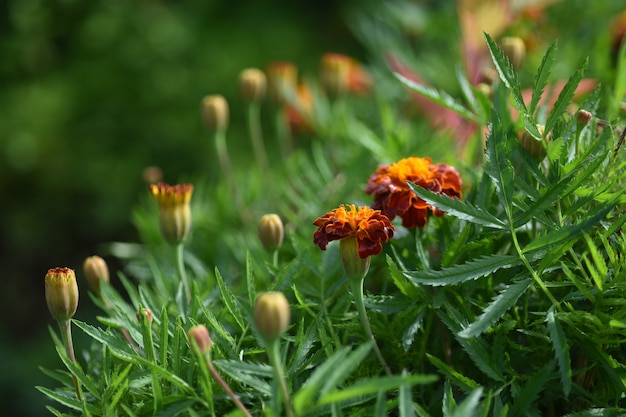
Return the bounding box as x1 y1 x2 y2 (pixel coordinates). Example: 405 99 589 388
349 278 393 376
276 109 292 158
214 129 235 191
176 243 191 303
205 358 253 417
272 249 279 269
58 320 82 400
266 338 294 417
247 102 270 172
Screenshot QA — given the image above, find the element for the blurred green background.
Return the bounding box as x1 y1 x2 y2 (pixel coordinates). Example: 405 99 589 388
0 0 362 415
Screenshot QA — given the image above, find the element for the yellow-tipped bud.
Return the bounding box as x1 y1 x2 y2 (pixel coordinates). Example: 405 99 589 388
254 291 290 340
258 214 284 251
188 324 212 355
200 95 229 131
519 124 550 160
83 256 109 294
149 182 194 244
45 267 79 322
340 236 371 281
499 37 526 69
240 68 267 103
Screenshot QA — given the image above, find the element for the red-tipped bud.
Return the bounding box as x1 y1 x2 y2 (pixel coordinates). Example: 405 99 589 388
45 267 79 322
188 325 212 355
149 183 194 244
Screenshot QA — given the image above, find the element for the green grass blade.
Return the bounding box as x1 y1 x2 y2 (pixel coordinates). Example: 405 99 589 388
451 387 483 417
426 353 480 392
214 266 246 330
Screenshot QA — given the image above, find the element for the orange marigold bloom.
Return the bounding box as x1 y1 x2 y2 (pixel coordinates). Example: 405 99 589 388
365 157 462 228
313 204 394 259
286 81 316 134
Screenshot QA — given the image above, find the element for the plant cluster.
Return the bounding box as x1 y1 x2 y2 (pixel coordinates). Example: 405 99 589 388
40 1 626 416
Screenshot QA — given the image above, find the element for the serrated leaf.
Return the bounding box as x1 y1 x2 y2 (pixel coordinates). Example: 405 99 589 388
399 370 417 417
394 73 480 123
404 254 522 286
214 267 246 330
522 205 614 253
408 182 507 229
484 111 515 218
451 387 484 417
546 307 572 396
509 362 553 417
213 360 273 395
544 58 588 136
458 278 533 338
426 354 480 392
529 41 558 114
563 408 622 417
484 33 527 115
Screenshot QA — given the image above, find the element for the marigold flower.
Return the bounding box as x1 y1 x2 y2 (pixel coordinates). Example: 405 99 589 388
313 204 394 259
365 157 462 228
149 182 193 244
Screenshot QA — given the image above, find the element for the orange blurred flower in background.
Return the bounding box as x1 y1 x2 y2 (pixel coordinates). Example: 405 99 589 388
320 53 373 97
365 157 462 228
313 204 394 259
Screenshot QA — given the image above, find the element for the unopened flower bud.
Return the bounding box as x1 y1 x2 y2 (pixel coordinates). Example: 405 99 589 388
188 324 212 355
321 53 350 97
254 291 290 340
340 236 371 280
519 124 550 160
142 166 163 184
576 109 592 127
45 267 79 322
499 37 526 69
476 83 493 98
136 308 153 324
83 256 109 294
266 61 298 105
258 214 284 251
149 183 194 244
240 68 267 103
200 95 229 131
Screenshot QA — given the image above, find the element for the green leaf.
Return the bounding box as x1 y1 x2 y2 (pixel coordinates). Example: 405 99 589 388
451 387 484 417
404 254 522 286
509 362 553 417
458 277 533 338
529 40 558 114
563 409 622 417
544 58 588 136
214 267 246 330
522 205 614 253
408 181 507 229
484 111 515 219
394 73 480 123
546 307 572 396
426 354 480 392
317 374 438 406
213 360 273 395
484 33 527 115
399 370 417 417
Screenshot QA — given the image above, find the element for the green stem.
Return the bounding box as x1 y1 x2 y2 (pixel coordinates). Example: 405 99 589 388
140 311 162 412
176 243 191 303
206 358 253 417
276 109 292 158
266 338 294 417
349 278 393 376
248 102 270 172
58 320 82 400
214 128 235 191
272 249 279 269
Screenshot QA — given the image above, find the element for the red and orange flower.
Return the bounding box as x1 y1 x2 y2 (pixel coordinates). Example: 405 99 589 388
365 157 462 228
313 204 394 259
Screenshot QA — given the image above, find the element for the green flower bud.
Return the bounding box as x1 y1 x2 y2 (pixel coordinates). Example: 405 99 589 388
254 291 290 340
83 255 109 295
258 214 284 251
240 68 267 103
340 236 371 281
45 267 79 322
200 95 229 131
